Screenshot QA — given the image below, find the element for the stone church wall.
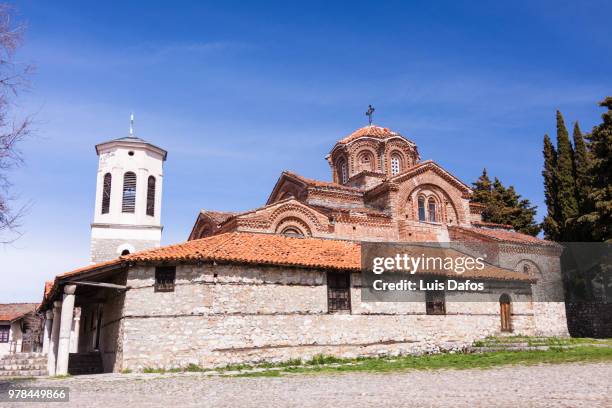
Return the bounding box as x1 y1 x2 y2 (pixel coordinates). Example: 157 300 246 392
117 264 538 371
497 246 568 336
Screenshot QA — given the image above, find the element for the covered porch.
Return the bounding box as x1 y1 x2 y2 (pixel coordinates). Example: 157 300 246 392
41 263 128 376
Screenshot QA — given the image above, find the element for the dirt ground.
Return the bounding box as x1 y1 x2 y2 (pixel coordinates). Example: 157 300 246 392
1 362 611 407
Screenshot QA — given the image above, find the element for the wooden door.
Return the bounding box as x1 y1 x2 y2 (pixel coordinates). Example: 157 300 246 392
500 301 511 332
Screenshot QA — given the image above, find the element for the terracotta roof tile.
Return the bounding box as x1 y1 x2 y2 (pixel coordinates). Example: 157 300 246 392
0 303 39 322
50 233 532 289
200 210 239 224
450 226 557 246
472 221 514 229
283 171 362 192
338 125 409 145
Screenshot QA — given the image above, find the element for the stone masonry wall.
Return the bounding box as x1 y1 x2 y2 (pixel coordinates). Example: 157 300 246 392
90 238 159 263
497 247 569 337
117 264 537 371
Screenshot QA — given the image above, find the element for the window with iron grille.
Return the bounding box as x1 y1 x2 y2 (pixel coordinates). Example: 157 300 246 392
122 172 137 213
155 266 176 292
0 325 9 343
418 197 426 221
146 176 156 216
391 156 401 176
101 173 112 214
327 272 351 313
425 289 446 315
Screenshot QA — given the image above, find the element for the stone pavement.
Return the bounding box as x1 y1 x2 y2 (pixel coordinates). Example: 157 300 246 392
1 362 610 407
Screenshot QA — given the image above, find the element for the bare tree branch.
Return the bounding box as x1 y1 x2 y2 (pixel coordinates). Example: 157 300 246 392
0 4 33 243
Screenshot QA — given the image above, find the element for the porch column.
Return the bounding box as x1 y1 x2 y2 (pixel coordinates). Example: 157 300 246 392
47 301 62 376
42 310 53 354
55 285 76 376
70 308 81 353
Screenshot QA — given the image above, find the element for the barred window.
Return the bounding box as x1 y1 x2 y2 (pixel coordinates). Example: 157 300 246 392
418 197 426 221
155 266 176 292
0 325 9 343
101 173 112 214
426 289 446 315
338 159 348 184
391 156 401 176
428 198 437 222
146 176 156 216
122 172 137 213
327 272 351 313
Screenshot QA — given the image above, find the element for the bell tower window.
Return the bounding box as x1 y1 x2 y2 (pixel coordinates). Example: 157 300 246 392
101 173 112 214
122 171 137 213
146 176 156 216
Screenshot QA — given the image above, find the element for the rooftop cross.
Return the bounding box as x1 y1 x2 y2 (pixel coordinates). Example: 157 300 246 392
365 104 375 125
129 113 135 136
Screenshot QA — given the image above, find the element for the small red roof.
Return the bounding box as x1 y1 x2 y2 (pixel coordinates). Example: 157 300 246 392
0 303 39 322
450 226 557 246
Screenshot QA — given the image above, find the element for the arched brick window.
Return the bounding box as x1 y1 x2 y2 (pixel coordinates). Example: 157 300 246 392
338 158 348 184
391 155 401 176
428 198 437 222
146 176 156 216
418 197 426 221
280 226 304 237
357 151 374 172
122 172 137 213
101 173 112 214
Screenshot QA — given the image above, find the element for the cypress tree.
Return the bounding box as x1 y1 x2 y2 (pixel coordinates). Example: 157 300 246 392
555 110 578 239
581 97 612 241
542 134 559 240
572 122 590 212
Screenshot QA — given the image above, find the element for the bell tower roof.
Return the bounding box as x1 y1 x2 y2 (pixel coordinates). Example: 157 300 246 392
94 114 167 160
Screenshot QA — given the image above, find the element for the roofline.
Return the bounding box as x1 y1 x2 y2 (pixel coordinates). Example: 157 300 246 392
95 139 168 160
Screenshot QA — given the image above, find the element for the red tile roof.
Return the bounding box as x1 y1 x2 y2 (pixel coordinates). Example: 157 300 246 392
47 233 532 295
0 303 39 322
283 171 362 192
472 221 514 230
338 125 409 145
199 210 239 224
450 226 557 246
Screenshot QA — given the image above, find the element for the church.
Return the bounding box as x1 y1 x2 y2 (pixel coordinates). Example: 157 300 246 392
38 114 569 375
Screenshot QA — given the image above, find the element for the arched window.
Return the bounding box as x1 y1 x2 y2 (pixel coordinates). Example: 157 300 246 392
391 155 401 176
146 176 156 216
101 173 112 214
121 249 130 256
338 159 348 184
418 197 426 221
280 226 304 237
122 172 137 213
358 151 374 172
428 198 437 222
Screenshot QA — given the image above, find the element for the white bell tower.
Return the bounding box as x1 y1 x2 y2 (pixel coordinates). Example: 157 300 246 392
90 115 167 263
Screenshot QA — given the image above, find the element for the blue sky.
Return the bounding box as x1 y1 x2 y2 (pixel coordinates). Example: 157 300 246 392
2 1 611 302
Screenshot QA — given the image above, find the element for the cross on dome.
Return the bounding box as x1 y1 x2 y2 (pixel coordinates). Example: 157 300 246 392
365 105 375 125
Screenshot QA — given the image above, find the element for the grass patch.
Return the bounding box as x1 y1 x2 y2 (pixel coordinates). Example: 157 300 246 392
232 345 612 377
